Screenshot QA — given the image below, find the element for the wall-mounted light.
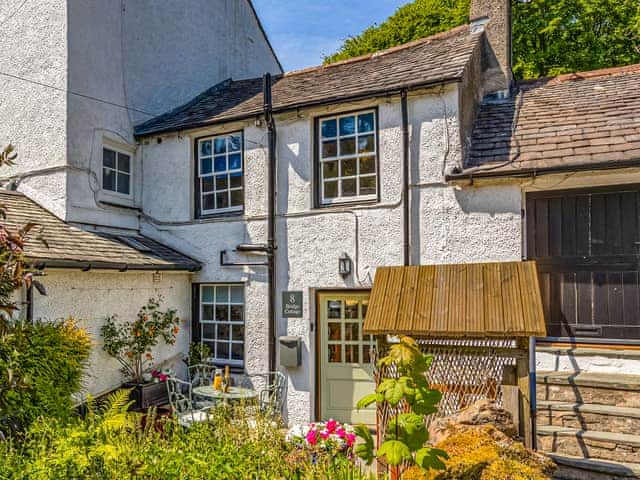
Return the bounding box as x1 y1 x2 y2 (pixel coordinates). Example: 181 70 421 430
338 253 352 277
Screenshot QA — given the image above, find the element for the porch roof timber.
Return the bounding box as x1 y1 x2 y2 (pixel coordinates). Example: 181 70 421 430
363 261 547 338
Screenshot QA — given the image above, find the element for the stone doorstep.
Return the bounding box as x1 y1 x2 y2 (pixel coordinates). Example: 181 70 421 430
538 425 640 463
550 454 640 480
537 371 640 391
537 347 640 361
537 402 640 434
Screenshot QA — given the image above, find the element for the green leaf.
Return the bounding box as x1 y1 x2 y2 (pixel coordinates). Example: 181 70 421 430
415 447 449 471
377 440 412 466
354 424 375 465
357 393 378 410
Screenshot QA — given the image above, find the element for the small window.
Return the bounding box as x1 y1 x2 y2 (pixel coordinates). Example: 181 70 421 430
199 284 245 367
197 132 243 216
102 147 131 195
317 110 377 205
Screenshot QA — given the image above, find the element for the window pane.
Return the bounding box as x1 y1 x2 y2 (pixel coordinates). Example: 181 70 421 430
214 156 226 172
200 158 212 175
230 305 243 322
216 192 229 209
216 287 229 303
359 156 375 174
328 344 342 363
341 158 357 176
328 322 341 340
200 140 212 157
214 138 226 154
324 180 338 199
230 189 243 208
339 116 356 136
360 176 376 196
321 119 337 138
103 168 115 191
203 194 215 211
339 137 356 156
230 286 243 303
345 345 359 363
103 148 116 169
322 140 337 158
228 134 242 152
232 324 244 341
229 172 242 188
323 161 338 179
216 174 227 190
117 153 131 173
342 178 357 197
202 176 214 193
358 113 375 133
358 134 375 153
217 342 229 359
202 305 214 321
202 286 214 303
363 345 372 364
229 153 241 170
328 300 342 318
217 323 230 340
215 305 229 321
202 323 215 338
345 322 359 341
117 173 130 195
345 300 359 319
362 300 369 318
231 343 243 361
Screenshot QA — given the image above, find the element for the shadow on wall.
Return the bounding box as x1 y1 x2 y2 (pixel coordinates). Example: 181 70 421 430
454 186 521 215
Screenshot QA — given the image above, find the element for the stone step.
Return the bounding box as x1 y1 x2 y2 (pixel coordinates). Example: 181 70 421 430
537 401 640 435
537 371 640 407
538 425 640 464
550 454 640 480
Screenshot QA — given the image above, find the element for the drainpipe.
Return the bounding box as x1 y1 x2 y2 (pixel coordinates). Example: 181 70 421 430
401 88 410 266
264 73 277 373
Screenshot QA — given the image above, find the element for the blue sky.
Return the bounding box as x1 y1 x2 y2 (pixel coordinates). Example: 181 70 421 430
252 0 406 72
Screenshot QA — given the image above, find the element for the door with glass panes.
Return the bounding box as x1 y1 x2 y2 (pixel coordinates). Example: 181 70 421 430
319 292 376 425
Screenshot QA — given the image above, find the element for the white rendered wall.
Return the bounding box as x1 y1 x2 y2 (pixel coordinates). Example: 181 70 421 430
31 269 192 399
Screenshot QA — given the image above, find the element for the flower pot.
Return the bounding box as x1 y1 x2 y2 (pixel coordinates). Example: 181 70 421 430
124 381 168 410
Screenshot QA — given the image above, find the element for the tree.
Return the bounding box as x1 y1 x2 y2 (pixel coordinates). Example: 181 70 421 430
324 0 470 64
326 0 640 79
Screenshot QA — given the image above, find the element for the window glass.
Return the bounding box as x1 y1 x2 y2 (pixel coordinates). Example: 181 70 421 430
198 133 243 215
200 284 245 367
318 111 377 204
102 148 132 196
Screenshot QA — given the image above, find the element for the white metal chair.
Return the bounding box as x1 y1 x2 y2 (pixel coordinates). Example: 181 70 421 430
166 377 214 427
187 363 218 409
241 371 287 419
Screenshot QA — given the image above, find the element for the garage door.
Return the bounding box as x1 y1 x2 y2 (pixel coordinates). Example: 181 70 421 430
526 185 640 340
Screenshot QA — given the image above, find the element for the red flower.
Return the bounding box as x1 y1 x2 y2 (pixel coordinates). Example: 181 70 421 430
326 419 338 434
306 429 318 445
345 433 356 447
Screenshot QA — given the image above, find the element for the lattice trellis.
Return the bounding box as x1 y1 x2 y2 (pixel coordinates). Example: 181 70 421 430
373 338 521 476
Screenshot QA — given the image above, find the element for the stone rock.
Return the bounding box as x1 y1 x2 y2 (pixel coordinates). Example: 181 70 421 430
429 400 518 445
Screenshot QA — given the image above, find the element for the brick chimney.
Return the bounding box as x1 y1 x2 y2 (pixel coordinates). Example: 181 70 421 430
470 0 512 90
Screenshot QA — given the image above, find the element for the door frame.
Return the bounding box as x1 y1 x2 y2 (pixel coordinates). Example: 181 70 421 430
314 288 371 421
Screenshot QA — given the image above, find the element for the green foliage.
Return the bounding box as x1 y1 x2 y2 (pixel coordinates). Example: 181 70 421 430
101 297 181 383
324 0 469 64
184 341 212 366
0 391 374 480
512 0 640 78
0 318 91 436
355 336 447 474
326 0 640 80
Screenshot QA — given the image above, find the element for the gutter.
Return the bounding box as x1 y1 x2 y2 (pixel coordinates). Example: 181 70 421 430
401 89 410 266
30 259 201 272
134 77 461 138
446 159 640 182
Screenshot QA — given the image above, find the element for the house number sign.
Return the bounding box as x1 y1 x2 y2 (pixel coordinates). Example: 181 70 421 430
282 291 303 318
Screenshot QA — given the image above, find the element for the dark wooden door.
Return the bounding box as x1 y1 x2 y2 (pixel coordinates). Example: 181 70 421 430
526 186 640 340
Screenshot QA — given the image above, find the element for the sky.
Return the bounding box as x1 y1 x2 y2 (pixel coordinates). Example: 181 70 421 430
252 0 406 72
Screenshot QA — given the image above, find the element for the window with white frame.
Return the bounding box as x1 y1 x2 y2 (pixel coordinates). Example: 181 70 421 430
197 132 243 215
318 110 377 205
199 284 244 367
102 147 132 195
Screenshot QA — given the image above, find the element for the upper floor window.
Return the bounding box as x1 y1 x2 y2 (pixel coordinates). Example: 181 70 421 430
102 147 131 196
197 132 243 216
317 110 377 206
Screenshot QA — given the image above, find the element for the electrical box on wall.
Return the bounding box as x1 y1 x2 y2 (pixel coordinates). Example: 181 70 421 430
279 336 302 368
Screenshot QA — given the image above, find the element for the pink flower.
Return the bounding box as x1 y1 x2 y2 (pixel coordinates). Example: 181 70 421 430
306 429 318 445
158 373 168 382
319 430 330 440
345 433 356 447
336 428 346 438
326 419 338 434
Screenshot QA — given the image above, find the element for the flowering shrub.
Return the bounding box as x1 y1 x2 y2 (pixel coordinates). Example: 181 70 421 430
100 297 180 384
287 419 357 453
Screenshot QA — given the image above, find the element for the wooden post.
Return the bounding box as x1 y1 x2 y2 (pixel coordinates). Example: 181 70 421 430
501 365 519 430
517 337 532 448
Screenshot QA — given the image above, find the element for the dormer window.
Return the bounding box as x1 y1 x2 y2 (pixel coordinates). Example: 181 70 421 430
102 147 132 196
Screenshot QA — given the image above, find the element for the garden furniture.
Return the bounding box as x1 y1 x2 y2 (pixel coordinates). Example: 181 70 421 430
240 371 286 418
166 377 214 427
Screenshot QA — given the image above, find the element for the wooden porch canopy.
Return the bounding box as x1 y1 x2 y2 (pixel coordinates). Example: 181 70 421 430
363 261 546 337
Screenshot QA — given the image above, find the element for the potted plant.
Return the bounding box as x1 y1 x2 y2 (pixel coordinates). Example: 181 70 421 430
101 297 181 409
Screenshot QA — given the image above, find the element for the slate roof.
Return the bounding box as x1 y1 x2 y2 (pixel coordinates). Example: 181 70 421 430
1 191 200 271
460 64 640 177
135 24 483 136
